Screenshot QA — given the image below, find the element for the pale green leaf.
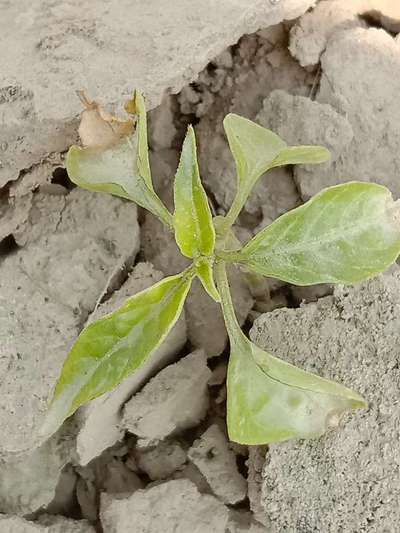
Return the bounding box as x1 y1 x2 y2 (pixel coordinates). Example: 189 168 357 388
66 91 173 228
42 271 193 436
195 257 220 302
231 182 400 285
270 145 330 168
215 261 365 445
222 113 329 231
222 114 285 228
223 113 286 186
173 125 215 258
227 334 366 445
125 90 153 189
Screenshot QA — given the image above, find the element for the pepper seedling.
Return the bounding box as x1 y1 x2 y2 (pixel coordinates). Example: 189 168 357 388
43 91 400 444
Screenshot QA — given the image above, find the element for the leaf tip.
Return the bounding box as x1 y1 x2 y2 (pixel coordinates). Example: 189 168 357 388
76 89 95 109
38 395 68 442
65 144 83 185
125 89 146 116
186 124 196 142
223 112 234 125
318 145 331 163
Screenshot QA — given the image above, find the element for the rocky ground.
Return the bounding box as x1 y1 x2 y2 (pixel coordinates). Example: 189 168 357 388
1 0 400 532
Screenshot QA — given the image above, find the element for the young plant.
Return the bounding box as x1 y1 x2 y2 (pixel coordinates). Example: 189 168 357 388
43 91 400 444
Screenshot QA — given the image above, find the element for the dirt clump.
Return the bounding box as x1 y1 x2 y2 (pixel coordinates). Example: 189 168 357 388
75 444 143 522
100 478 230 533
251 266 400 532
289 23 400 199
188 424 247 505
134 439 187 481
0 514 94 533
122 350 211 442
0 189 140 455
0 0 316 187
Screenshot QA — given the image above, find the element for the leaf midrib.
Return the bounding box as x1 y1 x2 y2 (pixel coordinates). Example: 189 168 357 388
60 276 190 411
247 212 390 258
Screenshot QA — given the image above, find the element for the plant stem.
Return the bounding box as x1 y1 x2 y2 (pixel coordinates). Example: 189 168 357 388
219 180 254 237
216 250 243 263
222 193 246 234
215 261 245 347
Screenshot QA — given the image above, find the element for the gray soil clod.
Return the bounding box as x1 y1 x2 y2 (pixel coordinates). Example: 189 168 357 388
135 439 187 481
0 425 73 515
0 189 140 455
75 447 144 522
100 478 231 533
246 446 269 527
250 266 400 532
122 350 212 442
0 515 95 533
291 24 400 200
289 0 400 66
226 511 269 533
0 0 316 187
188 424 248 505
257 89 354 199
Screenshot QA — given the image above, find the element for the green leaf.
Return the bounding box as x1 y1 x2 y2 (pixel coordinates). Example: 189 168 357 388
214 260 365 445
223 113 286 186
195 257 220 302
42 270 193 436
227 334 366 445
173 126 215 258
269 145 330 168
222 113 329 231
223 114 285 223
125 91 153 189
66 91 173 228
231 182 400 285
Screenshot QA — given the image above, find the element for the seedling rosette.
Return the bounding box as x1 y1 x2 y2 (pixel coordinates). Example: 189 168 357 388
42 91 400 445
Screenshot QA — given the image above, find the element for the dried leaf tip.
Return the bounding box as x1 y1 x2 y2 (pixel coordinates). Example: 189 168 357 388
77 90 134 149
76 89 96 110
124 90 146 116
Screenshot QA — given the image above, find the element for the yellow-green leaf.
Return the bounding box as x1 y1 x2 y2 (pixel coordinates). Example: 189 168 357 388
222 113 329 231
227 335 365 445
125 91 153 190
173 126 215 258
66 91 173 228
215 261 365 445
195 257 220 302
231 182 400 285
42 271 193 436
270 145 330 168
224 113 286 186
